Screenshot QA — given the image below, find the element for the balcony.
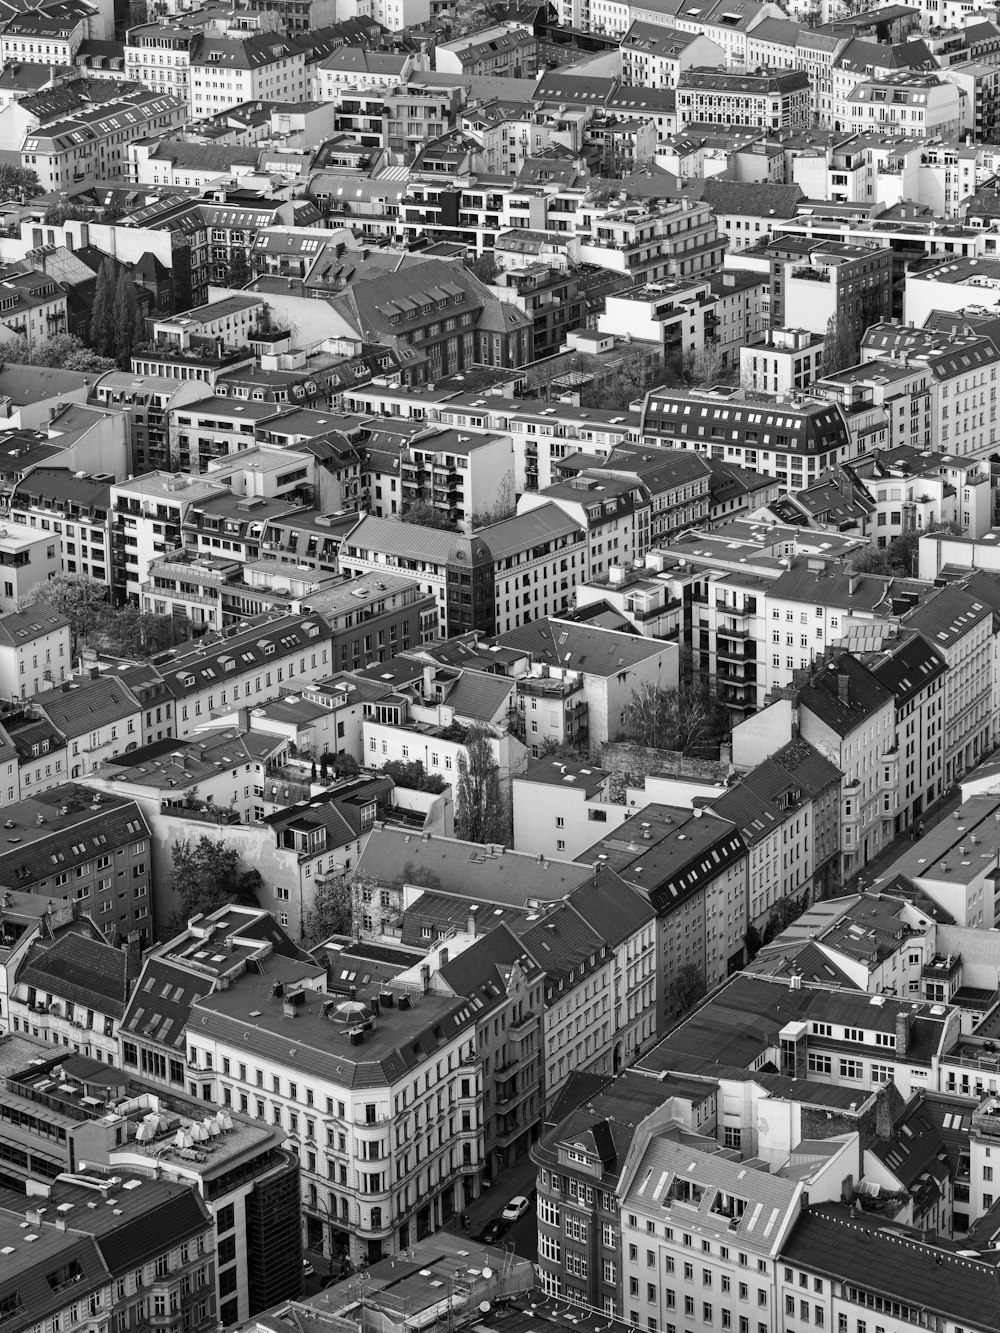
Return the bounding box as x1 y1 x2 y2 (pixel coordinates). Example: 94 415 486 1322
716 642 755 664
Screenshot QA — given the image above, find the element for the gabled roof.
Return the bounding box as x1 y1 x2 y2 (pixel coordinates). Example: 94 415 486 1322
492 617 670 675
17 930 132 1017
701 178 805 219
0 604 69 648
781 1203 1000 1333
799 651 894 736
32 673 141 739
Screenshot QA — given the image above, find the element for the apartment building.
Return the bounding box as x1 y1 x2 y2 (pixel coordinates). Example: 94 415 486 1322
579 805 748 990
619 1131 847 1332
23 87 185 190
741 328 826 394
188 34 306 120
641 387 855 490
904 583 993 786
495 618 676 751
815 362 933 453
0 784 152 944
861 325 1000 459
863 629 947 830
0 525 61 613
577 198 727 285
532 1069 716 1310
846 70 962 137
9 467 111 587
712 738 841 929
0 604 70 701
361 659 524 783
109 472 223 604
153 611 335 737
187 936 484 1265
340 507 588 639
6 921 135 1062
124 24 198 102
0 1164 217 1333
0 1044 302 1323
779 1206 1000 1333
517 474 650 583
735 650 897 879
621 22 725 87
677 65 811 130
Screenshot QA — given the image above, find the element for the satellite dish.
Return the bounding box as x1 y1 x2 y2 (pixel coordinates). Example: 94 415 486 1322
480 1302 491 1313
481 1269 493 1280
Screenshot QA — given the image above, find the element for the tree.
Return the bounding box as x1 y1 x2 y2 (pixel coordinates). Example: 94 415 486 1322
400 500 457 531
467 252 498 285
113 270 140 367
226 247 252 289
90 259 116 359
382 758 447 793
101 606 189 658
301 869 381 947
847 546 892 575
664 964 706 1022
0 332 115 372
744 923 763 963
622 681 714 755
823 313 858 375
0 165 41 202
455 726 510 845
683 343 738 388
451 0 496 35
470 474 516 529
167 836 262 924
762 895 802 946
21 573 108 659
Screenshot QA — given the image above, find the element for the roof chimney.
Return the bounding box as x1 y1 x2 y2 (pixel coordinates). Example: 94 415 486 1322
837 673 850 707
895 1010 910 1058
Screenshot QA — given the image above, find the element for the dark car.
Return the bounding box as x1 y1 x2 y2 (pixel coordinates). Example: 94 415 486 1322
478 1218 508 1245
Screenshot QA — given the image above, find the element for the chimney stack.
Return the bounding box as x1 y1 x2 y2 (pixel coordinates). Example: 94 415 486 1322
837 674 850 707
895 1010 910 1057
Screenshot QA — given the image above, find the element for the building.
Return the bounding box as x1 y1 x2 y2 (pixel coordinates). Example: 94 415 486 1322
8 468 111 588
677 65 811 130
340 508 588 639
621 22 726 87
846 70 962 137
188 34 306 121
0 525 61 613
0 1159 218 1333
741 328 827 393
641 387 855 490
186 929 485 1265
0 604 71 701
577 804 749 991
23 87 185 191
0 784 153 944
734 650 897 879
903 583 994 786
31 670 144 781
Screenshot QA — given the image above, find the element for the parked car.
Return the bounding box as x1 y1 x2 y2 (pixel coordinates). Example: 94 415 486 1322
479 1218 508 1244
501 1195 531 1222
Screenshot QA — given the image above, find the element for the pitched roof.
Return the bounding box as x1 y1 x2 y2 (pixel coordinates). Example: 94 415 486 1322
799 652 894 736
17 930 132 1016
780 1203 1000 1332
0 604 69 648
492 617 670 675
701 179 805 219
33 674 141 738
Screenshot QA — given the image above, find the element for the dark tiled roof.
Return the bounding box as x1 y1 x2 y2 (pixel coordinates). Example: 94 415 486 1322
18 930 131 1017
798 652 894 736
33 674 141 738
492 617 669 675
903 583 993 648
780 1202 1000 1331
701 179 804 219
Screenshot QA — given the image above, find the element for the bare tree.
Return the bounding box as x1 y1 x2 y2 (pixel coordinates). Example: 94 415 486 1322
622 681 714 754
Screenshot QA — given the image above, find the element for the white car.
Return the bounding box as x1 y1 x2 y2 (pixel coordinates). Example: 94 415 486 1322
501 1195 531 1222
